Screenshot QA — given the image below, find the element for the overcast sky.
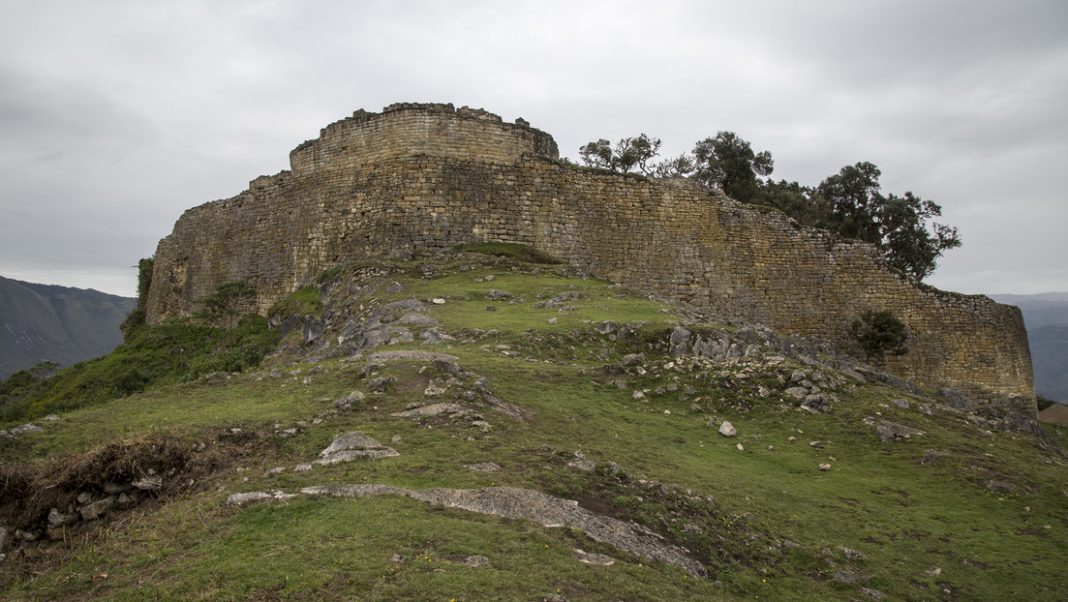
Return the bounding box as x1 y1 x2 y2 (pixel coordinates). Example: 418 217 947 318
1 0 1065 297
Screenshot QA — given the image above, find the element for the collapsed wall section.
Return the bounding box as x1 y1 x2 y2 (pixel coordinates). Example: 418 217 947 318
145 106 1034 413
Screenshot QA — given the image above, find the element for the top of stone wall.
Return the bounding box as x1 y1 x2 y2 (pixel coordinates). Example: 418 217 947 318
288 102 559 174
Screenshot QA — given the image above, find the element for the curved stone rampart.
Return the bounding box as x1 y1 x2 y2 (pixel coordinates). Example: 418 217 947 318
144 104 1034 413
289 102 558 175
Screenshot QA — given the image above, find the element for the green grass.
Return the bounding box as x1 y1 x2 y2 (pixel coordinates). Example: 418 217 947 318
268 286 323 320
1 256 1065 601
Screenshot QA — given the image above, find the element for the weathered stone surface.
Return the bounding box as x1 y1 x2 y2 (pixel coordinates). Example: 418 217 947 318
143 102 1034 416
297 484 706 577
132 476 163 491
225 490 296 507
875 420 925 443
79 496 115 521
718 421 737 437
316 431 399 466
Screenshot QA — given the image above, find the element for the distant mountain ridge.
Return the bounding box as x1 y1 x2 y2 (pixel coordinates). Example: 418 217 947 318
0 275 135 380
991 292 1068 403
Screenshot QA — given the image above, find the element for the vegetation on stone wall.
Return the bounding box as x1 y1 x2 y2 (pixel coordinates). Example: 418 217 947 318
266 286 323 320
851 310 909 362
198 281 257 328
120 257 154 339
578 133 961 282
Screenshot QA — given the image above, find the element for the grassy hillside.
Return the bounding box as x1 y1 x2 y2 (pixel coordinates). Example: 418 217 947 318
1 249 1065 601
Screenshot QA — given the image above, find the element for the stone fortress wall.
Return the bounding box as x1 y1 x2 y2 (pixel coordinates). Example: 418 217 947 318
144 103 1034 413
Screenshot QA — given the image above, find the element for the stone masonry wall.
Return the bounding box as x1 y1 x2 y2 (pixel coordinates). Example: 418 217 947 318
145 104 1034 411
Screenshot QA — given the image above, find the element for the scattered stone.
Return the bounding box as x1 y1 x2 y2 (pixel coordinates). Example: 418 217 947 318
819 463 832 472
433 358 464 376
919 403 934 416
620 353 644 366
801 394 832 414
463 554 491 567
368 375 396 392
718 421 737 437
391 403 475 420
486 289 513 300
465 462 501 472
573 548 616 566
431 298 446 305
891 398 910 410
386 281 404 293
919 449 949 465
784 387 808 400
875 420 925 443
79 496 116 521
985 480 1017 494
420 328 453 344
860 587 886 600
395 312 438 326
547 317 558 325
631 390 645 400
840 546 866 561
925 566 942 576
76 492 92 505
485 305 497 312
294 463 313 472
265 467 286 477
102 482 130 495
132 475 163 491
225 491 296 507
596 321 617 335
568 452 597 473
47 508 78 528
423 381 448 397
367 350 458 364
335 391 365 410
316 431 399 465
832 569 856 584
735 443 745 452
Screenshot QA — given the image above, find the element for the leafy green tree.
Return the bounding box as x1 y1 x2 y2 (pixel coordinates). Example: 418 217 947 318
653 153 697 178
851 310 908 362
817 163 960 281
815 162 884 242
756 180 826 228
578 134 662 175
692 132 773 202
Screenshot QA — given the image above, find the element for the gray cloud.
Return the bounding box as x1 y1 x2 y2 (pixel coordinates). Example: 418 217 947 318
0 0 1065 296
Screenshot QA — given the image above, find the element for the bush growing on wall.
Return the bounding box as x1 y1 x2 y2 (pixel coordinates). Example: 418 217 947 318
851 310 909 362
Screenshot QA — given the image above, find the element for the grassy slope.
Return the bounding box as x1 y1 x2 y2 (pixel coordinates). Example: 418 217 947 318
1 258 1065 601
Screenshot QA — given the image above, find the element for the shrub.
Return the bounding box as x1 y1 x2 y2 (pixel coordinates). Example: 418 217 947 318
851 310 908 362
454 242 562 264
267 286 323 320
